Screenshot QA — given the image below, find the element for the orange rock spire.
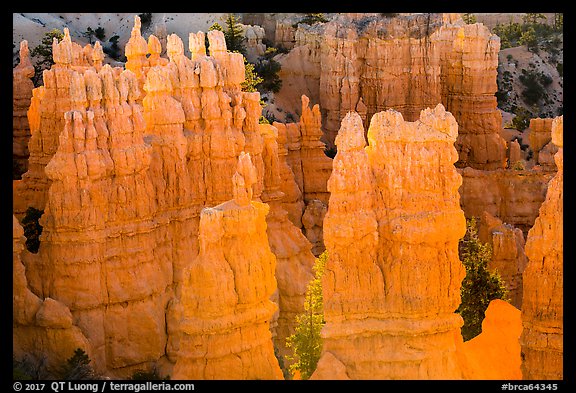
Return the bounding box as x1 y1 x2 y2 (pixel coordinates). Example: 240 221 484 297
316 105 466 379
521 116 563 379
172 153 283 379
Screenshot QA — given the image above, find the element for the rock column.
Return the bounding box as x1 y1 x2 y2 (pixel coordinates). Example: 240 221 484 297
316 105 466 379
520 116 563 380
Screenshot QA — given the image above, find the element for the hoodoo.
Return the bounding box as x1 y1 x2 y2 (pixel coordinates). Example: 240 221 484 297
316 105 466 379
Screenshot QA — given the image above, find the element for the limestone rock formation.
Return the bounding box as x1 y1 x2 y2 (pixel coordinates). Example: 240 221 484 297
35 64 170 376
172 153 282 380
258 124 316 361
274 95 332 209
508 139 522 168
276 13 507 169
275 120 305 228
14 25 317 377
14 29 108 218
242 24 266 63
528 117 558 170
455 299 522 380
478 211 528 309
521 116 563 380
301 199 327 256
13 40 35 175
439 22 507 169
298 95 333 205
458 167 554 236
316 105 466 379
13 215 93 375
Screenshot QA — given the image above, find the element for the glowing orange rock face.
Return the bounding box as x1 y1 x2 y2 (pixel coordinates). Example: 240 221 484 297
521 116 563 380
456 299 522 380
316 105 466 379
172 153 283 380
13 40 35 174
277 13 506 169
13 30 107 218
478 211 528 309
14 23 315 378
528 117 558 170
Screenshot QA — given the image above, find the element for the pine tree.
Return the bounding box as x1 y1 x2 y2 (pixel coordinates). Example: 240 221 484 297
286 251 327 379
554 13 563 31
462 13 477 24
456 218 508 341
292 13 328 28
522 13 546 25
59 349 95 380
241 57 263 92
223 13 246 55
30 29 64 86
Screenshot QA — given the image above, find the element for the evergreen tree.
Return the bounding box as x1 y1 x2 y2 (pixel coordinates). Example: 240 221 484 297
292 13 328 28
30 29 64 86
286 251 327 379
241 57 263 92
456 218 508 341
59 349 95 380
462 13 477 24
254 55 282 93
223 13 246 55
519 26 539 52
94 27 106 41
522 13 546 25
554 13 563 31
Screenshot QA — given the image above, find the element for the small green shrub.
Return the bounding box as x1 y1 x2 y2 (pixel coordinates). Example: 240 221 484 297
511 107 532 131
292 13 328 28
131 368 169 380
462 14 477 24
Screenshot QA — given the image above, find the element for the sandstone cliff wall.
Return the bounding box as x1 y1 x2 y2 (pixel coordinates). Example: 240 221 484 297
171 153 283 379
14 29 107 218
315 105 466 379
521 116 563 380
276 13 507 169
13 40 35 175
14 23 315 378
458 167 554 236
528 117 558 171
478 212 528 309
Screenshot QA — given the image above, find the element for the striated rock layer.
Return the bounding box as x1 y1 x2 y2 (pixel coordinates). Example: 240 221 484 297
478 212 528 309
13 215 93 376
13 40 35 175
172 153 282 379
15 25 315 378
520 116 563 380
14 29 107 218
277 13 507 169
274 95 333 209
258 124 316 362
458 167 553 237
315 105 466 379
528 117 558 171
